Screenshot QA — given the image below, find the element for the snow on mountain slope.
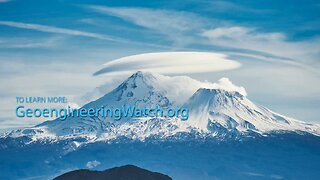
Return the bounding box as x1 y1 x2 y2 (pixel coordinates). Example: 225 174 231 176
184 88 320 135
3 71 320 141
33 71 175 137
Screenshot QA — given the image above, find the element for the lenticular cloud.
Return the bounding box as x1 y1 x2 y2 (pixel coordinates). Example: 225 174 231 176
93 52 241 76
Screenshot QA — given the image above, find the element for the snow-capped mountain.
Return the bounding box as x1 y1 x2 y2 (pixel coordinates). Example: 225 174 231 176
1 71 320 180
3 71 320 141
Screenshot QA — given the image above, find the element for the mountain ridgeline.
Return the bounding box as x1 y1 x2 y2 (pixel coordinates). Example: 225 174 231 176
3 71 320 141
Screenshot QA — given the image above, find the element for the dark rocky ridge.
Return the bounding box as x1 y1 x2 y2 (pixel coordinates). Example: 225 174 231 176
54 164 172 180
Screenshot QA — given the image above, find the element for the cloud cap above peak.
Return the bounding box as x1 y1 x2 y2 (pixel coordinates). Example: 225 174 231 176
93 51 241 76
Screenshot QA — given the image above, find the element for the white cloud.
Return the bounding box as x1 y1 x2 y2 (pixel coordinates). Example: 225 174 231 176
88 5 208 46
202 26 320 64
0 21 119 42
147 74 247 104
215 77 247 96
86 160 101 169
94 51 241 76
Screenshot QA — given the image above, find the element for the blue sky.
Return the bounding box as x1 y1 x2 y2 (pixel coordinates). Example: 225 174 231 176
0 0 319 130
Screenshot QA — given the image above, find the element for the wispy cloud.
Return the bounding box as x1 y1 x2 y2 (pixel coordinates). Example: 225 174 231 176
0 36 62 48
207 1 273 14
0 21 119 42
87 5 320 68
0 0 11 3
201 26 320 65
88 5 209 47
202 26 285 41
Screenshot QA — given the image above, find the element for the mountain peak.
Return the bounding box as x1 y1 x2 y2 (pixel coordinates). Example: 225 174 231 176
85 71 171 111
129 71 154 79
195 88 244 98
186 88 244 111
120 71 159 90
